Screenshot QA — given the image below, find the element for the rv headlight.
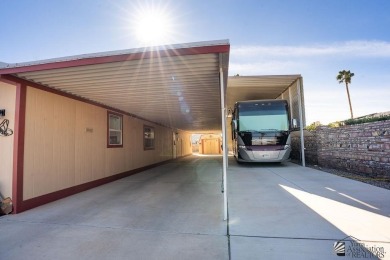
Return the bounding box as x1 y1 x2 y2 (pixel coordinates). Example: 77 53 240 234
238 145 246 149
284 145 291 150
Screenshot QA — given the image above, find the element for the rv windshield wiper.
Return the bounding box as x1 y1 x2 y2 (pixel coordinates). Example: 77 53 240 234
259 129 290 134
240 129 286 133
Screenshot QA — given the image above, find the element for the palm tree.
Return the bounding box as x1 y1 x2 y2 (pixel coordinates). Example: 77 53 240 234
337 70 355 119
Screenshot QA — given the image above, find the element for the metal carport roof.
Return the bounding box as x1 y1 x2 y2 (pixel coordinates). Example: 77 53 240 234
0 40 230 132
0 42 306 134
226 74 306 126
227 75 301 109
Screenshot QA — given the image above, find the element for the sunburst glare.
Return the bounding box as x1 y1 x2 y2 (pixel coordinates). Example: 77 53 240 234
131 2 176 46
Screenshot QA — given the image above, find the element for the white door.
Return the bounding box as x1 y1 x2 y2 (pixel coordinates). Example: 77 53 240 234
173 132 177 159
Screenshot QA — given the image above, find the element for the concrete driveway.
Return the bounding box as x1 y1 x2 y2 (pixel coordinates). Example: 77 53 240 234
0 156 227 260
1 155 389 259
228 159 390 259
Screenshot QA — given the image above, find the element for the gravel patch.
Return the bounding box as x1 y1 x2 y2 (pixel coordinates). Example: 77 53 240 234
291 160 390 190
308 164 390 190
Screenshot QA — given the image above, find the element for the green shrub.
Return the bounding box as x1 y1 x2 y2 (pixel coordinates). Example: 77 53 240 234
306 122 322 131
344 115 390 125
328 121 343 128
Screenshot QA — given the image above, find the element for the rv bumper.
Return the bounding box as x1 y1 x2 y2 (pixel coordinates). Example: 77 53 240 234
237 146 291 163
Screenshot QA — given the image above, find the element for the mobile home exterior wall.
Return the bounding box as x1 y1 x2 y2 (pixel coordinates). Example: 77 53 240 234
23 86 192 201
0 81 16 198
1 79 192 212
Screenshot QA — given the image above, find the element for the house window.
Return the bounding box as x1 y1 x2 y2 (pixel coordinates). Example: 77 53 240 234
107 111 123 148
144 125 155 150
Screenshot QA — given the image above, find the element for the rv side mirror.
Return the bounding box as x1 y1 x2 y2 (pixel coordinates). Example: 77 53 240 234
292 119 298 129
232 119 237 130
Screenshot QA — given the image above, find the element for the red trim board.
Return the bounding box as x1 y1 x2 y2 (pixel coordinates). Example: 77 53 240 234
12 83 27 213
0 45 230 75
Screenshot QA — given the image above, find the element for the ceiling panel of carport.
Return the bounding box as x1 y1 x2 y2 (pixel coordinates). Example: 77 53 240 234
1 41 230 132
226 75 301 110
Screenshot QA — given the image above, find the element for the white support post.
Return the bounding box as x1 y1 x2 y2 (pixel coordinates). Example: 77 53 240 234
297 78 306 167
288 87 293 123
220 67 228 221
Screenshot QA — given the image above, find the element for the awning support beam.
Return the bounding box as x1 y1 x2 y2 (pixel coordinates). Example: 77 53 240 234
220 66 228 221
297 78 306 167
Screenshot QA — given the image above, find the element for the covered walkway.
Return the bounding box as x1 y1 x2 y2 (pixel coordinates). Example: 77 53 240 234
1 156 389 259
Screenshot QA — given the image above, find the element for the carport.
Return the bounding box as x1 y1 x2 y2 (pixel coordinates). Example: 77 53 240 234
0 40 230 217
226 75 306 165
0 40 306 219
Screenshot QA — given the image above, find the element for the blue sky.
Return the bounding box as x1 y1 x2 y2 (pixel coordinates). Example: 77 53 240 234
1 0 389 124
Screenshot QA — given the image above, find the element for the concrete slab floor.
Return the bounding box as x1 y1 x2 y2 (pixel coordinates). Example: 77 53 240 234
1 155 389 259
0 156 228 260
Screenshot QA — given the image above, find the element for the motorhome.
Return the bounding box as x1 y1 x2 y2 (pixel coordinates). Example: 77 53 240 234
231 99 296 162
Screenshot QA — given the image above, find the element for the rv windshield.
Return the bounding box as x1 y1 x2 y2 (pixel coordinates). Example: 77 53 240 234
238 103 289 132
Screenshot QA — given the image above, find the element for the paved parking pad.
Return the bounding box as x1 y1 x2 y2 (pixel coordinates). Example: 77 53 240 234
228 159 390 259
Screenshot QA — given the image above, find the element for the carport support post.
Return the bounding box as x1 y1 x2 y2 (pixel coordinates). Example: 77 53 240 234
288 87 293 123
297 78 306 167
220 67 228 221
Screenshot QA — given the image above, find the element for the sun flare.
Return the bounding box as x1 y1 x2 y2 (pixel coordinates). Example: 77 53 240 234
133 5 174 46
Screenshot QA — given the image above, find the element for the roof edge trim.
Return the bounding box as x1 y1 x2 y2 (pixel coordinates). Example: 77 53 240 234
0 40 230 75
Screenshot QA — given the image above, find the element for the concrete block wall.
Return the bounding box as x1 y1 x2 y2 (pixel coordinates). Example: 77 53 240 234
291 133 318 165
292 120 390 179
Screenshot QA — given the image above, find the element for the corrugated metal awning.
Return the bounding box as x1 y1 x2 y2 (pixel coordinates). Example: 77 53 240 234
0 40 230 132
226 75 301 110
1 42 305 133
